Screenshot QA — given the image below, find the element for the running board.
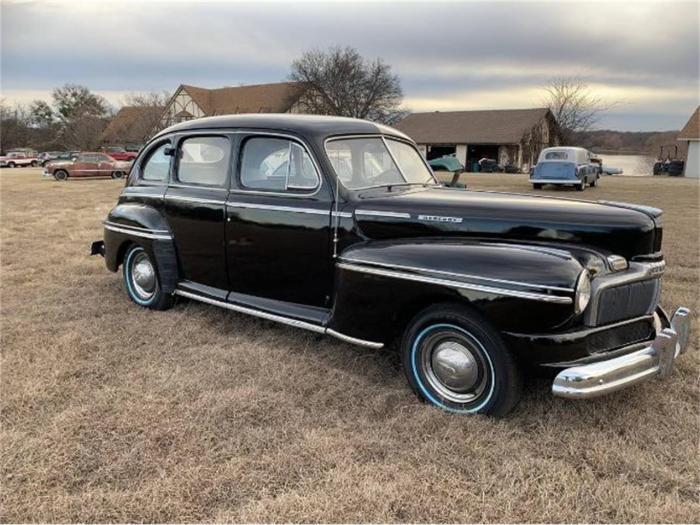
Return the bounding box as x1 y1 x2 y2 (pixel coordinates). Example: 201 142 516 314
173 289 384 349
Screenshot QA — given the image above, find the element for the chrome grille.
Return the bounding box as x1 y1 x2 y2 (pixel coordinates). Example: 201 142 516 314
596 278 661 325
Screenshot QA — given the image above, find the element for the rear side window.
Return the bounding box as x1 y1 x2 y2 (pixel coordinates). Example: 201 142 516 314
141 143 171 182
177 136 230 186
240 137 319 192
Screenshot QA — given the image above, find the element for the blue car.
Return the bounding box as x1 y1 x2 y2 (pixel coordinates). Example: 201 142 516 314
530 147 600 191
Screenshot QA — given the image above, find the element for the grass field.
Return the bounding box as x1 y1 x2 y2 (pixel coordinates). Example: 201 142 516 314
1 168 698 523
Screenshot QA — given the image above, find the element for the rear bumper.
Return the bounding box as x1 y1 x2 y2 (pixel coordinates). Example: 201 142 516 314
91 240 105 257
552 307 691 399
530 178 581 185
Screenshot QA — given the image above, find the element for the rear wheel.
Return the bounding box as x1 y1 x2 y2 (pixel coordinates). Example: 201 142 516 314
576 182 585 191
123 244 174 310
533 183 543 190
53 170 68 181
401 304 522 417
30 160 38 167
590 176 598 187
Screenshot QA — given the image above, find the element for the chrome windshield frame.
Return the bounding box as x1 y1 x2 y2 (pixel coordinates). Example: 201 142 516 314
323 134 438 192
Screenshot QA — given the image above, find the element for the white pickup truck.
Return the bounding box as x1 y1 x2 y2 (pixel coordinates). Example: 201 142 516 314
0 151 39 168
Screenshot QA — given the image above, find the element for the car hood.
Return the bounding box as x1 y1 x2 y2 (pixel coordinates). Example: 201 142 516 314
352 187 661 259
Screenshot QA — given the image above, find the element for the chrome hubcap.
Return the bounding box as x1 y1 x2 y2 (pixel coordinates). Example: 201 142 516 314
421 330 489 403
131 252 156 299
431 342 479 392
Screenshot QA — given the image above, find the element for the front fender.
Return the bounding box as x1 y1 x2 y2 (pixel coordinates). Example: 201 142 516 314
329 239 584 344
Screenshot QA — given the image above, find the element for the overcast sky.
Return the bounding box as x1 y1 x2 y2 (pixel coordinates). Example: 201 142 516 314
1 0 698 131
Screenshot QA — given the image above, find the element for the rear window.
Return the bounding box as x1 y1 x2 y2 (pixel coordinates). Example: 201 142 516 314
534 162 577 180
177 136 230 186
544 151 568 160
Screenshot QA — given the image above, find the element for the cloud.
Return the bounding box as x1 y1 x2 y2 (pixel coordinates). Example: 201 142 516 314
1 0 698 130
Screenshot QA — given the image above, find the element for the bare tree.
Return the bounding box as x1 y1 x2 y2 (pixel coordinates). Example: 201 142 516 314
542 77 615 145
0 100 32 152
290 46 405 124
51 84 112 149
118 91 171 142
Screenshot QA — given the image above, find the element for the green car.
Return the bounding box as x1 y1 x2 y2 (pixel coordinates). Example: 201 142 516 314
428 155 464 172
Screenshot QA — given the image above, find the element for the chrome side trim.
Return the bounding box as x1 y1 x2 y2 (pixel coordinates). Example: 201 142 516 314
226 202 327 215
104 223 172 240
174 289 326 333
121 192 163 199
339 257 575 293
174 289 384 349
326 329 384 349
355 210 411 219
103 221 169 234
165 195 225 205
337 262 573 304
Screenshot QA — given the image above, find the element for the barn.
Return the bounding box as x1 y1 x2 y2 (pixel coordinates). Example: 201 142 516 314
395 108 560 172
159 82 304 129
678 106 699 178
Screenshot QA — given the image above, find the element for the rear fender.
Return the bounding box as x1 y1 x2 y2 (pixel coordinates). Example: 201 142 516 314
103 203 178 292
330 239 583 344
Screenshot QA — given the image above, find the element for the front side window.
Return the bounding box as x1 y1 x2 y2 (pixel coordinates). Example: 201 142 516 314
177 136 230 186
325 137 435 190
240 137 319 192
141 143 170 182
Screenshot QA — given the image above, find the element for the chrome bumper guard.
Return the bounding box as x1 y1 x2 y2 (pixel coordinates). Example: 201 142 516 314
552 307 691 399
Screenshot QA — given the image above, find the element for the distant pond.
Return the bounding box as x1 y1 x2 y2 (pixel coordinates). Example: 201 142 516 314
596 154 655 177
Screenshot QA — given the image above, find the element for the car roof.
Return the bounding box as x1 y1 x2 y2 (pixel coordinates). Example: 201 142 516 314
153 113 412 142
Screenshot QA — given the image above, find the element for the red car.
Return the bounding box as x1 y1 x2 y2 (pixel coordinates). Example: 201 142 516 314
44 152 132 181
101 146 138 162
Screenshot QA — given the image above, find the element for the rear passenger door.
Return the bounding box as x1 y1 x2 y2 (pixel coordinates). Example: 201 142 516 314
72 154 98 177
225 133 334 309
164 133 232 295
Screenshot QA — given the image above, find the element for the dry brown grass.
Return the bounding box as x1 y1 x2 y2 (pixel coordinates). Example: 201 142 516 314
1 168 699 523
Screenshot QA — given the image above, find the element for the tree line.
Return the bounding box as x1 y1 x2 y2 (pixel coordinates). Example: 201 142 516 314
1 47 627 154
0 86 168 153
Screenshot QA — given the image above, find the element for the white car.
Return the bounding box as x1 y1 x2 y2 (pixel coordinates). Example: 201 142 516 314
0 151 39 168
530 147 600 191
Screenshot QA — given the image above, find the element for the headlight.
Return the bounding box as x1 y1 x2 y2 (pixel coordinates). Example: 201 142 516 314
574 270 592 315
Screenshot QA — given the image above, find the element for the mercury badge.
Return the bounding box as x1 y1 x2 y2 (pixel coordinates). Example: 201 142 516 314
417 214 463 224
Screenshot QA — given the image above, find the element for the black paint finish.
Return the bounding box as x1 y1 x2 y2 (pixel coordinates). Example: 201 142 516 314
98 114 667 365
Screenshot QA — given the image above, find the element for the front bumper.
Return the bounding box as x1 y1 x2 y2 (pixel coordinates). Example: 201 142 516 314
552 307 691 399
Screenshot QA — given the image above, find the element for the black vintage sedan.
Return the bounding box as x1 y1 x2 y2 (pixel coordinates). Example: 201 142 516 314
91 114 691 416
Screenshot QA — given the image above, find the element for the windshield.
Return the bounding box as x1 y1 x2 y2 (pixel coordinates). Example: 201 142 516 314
325 136 436 190
533 161 577 180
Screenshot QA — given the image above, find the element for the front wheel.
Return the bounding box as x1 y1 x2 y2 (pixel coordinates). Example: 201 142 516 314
123 244 174 310
30 160 38 167
7 162 15 168
576 182 585 191
112 170 125 179
590 177 598 187
533 183 543 190
401 304 522 417
53 170 68 181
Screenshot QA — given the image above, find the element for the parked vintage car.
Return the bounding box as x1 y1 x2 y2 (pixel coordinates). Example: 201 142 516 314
0 151 39 168
44 152 131 181
91 115 691 416
530 146 600 191
101 146 138 162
